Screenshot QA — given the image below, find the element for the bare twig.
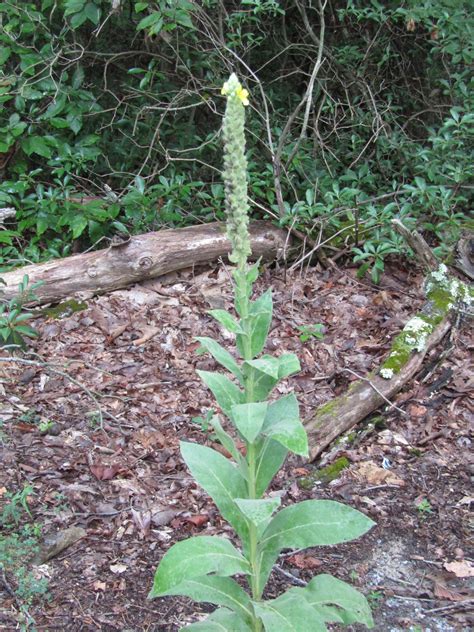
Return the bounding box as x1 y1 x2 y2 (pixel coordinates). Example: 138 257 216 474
274 565 308 587
342 367 408 415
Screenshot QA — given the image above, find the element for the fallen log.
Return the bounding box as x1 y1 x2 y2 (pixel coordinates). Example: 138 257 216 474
305 318 451 460
304 220 472 460
0 221 290 306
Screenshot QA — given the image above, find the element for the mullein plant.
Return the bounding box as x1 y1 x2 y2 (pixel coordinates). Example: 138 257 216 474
149 74 375 631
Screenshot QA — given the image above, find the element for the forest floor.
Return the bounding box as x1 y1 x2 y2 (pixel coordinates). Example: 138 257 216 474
0 261 472 631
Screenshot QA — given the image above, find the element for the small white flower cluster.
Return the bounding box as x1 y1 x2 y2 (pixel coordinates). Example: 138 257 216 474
380 368 394 380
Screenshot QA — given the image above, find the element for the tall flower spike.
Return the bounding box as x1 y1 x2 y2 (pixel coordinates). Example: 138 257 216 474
221 73 251 269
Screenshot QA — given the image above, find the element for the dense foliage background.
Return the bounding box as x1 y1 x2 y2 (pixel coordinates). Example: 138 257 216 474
0 0 472 279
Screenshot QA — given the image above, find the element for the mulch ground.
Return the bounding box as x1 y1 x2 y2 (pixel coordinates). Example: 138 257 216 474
1 261 472 631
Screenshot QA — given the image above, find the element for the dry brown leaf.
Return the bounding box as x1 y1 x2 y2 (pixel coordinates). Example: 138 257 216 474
108 323 128 341
433 582 464 601
186 514 209 528
444 560 474 578
132 326 160 346
356 461 405 486
110 563 127 574
89 306 110 334
133 428 165 450
409 404 427 418
90 462 123 481
287 554 323 570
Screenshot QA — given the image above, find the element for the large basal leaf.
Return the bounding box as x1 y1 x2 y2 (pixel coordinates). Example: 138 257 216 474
184 607 253 631
286 574 374 628
180 442 249 541
261 394 308 456
235 498 281 538
166 576 254 623
258 500 375 587
236 289 272 359
231 402 268 443
253 592 327 631
197 370 244 418
254 438 288 497
149 536 250 599
196 337 244 384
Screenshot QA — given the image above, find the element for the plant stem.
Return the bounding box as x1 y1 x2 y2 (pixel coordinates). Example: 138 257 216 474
235 268 263 630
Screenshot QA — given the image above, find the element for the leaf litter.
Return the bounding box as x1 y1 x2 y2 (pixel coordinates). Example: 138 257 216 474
0 262 472 630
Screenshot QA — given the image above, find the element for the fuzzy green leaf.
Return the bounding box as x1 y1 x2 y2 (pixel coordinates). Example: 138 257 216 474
276 353 300 378
245 356 280 379
237 289 272 359
262 394 308 457
238 354 300 402
184 607 253 631
149 536 250 599
164 576 254 622
254 438 288 497
235 498 280 538
209 415 243 465
258 500 375 587
197 370 243 418
196 337 243 383
231 402 268 443
286 574 374 627
241 363 277 401
253 592 326 631
180 442 249 541
208 309 245 334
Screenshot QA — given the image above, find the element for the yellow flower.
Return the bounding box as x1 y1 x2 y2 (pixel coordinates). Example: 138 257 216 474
220 74 250 106
236 86 249 106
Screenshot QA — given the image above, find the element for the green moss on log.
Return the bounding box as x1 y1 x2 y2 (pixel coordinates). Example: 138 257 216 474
41 299 88 319
298 456 350 489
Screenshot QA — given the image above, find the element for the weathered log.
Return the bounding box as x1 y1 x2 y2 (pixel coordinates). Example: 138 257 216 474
304 219 460 460
305 318 451 460
0 221 290 306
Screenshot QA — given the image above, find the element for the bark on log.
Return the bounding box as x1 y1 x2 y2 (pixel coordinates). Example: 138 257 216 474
305 318 451 460
0 221 290 306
